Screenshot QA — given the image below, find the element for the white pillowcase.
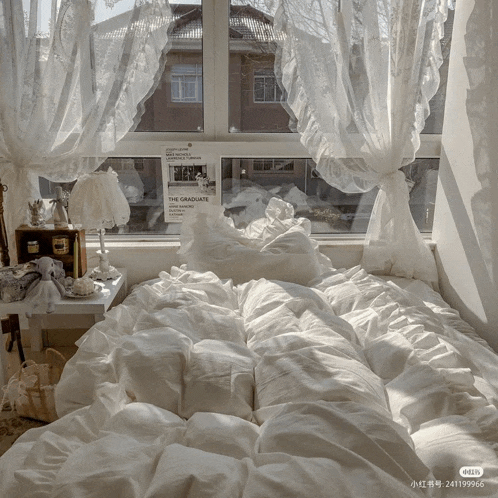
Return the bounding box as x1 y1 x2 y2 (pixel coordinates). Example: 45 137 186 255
179 198 328 286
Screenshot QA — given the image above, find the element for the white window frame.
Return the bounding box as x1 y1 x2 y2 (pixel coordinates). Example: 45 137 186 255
100 0 442 241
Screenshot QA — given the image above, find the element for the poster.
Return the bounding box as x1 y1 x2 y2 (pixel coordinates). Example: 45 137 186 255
161 143 220 223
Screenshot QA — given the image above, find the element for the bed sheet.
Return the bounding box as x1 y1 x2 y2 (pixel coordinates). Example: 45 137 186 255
1 265 498 497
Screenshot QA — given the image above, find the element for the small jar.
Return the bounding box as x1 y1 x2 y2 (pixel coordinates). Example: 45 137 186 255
27 240 39 254
52 235 69 255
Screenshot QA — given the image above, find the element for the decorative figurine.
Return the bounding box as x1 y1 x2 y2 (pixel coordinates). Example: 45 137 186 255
27 200 46 227
51 186 69 228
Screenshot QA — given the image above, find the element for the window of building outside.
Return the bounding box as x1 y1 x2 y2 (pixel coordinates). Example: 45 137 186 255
253 70 286 103
252 158 293 171
39 0 453 237
171 64 203 103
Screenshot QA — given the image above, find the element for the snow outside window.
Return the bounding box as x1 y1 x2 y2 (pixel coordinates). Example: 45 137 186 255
222 157 439 234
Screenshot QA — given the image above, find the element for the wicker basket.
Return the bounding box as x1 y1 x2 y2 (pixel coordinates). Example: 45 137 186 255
13 348 67 423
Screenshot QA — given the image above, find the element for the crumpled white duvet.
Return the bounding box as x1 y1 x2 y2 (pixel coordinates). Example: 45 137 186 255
2 266 498 498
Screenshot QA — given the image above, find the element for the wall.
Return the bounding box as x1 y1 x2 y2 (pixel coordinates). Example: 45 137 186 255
433 0 498 351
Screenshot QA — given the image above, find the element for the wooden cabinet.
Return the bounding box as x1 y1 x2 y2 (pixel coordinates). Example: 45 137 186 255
15 225 87 278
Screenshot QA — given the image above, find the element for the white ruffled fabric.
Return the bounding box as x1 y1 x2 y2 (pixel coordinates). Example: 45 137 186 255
256 0 454 285
68 170 131 229
1 264 498 496
313 265 498 496
0 0 172 261
179 198 332 286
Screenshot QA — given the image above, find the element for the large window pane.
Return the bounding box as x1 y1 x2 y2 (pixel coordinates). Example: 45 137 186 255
222 157 439 233
229 1 453 135
135 2 204 132
229 2 294 133
39 158 181 235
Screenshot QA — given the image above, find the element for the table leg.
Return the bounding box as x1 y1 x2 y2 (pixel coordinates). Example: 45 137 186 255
28 316 44 352
1 315 25 364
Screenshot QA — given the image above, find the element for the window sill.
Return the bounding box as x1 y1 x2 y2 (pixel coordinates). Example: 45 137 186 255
88 233 435 250
84 233 435 288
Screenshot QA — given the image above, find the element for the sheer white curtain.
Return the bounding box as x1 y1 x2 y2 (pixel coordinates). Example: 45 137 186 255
0 0 172 262
259 0 453 285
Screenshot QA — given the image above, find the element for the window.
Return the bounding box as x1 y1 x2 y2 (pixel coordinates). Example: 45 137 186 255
222 157 438 234
228 4 292 133
38 0 451 237
171 64 203 103
253 70 286 103
39 157 173 235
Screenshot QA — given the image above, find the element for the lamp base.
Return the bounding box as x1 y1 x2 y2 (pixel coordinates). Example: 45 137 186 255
89 250 121 280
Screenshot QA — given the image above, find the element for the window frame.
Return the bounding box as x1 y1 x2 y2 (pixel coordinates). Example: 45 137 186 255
252 158 295 172
91 0 442 240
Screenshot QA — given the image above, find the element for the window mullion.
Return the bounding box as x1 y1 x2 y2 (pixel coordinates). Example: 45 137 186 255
202 0 215 137
202 0 229 139
214 0 230 138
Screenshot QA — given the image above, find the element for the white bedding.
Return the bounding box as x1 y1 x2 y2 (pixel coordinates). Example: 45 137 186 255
1 263 498 497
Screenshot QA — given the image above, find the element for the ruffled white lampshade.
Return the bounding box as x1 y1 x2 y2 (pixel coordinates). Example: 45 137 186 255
68 169 130 280
68 169 130 229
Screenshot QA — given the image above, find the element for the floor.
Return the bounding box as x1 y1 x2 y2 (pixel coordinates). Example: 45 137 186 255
0 409 47 457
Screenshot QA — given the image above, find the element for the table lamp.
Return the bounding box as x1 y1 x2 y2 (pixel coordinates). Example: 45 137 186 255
68 169 130 280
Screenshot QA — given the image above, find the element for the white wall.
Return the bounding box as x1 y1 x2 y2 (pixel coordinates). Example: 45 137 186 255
433 0 498 350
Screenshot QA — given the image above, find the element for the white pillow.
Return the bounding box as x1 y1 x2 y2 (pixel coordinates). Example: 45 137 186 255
178 198 327 285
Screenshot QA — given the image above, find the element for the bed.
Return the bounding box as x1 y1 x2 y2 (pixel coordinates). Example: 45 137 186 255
1 199 498 497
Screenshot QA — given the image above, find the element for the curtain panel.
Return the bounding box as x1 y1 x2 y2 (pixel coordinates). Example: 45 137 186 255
0 0 172 262
263 0 454 286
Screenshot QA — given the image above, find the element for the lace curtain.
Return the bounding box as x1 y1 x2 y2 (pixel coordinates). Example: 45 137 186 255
256 0 453 285
0 0 172 262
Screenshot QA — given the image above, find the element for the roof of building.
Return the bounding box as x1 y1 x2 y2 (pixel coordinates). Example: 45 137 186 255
170 4 277 42
95 3 278 45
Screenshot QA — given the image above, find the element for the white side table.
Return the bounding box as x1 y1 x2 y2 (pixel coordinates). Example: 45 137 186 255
0 269 127 352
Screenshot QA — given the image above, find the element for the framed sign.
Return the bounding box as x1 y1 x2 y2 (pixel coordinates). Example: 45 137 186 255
161 143 221 222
